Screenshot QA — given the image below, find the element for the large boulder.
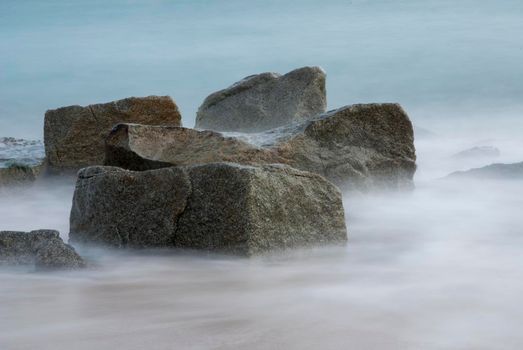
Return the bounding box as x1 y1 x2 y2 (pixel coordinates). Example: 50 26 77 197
44 96 182 172
195 66 326 132
106 103 416 191
0 230 85 270
69 163 347 255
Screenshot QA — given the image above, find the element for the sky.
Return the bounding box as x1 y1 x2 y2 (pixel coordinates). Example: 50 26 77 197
1 0 522 138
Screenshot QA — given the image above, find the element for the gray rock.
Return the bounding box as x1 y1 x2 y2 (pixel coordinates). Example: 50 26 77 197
446 162 523 180
0 230 85 270
106 103 416 191
196 66 326 132
69 163 347 255
0 163 43 187
44 96 182 172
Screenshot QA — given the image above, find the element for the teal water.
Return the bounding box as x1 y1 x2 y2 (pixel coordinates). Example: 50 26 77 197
1 0 522 138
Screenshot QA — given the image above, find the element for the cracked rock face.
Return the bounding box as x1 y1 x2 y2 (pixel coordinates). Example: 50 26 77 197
0 230 85 270
44 96 182 172
106 103 416 191
69 163 347 255
196 66 326 132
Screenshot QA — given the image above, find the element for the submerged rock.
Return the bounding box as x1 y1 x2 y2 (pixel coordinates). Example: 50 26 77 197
196 66 326 132
0 230 85 270
0 163 43 187
106 103 416 191
446 162 523 180
69 163 347 255
44 96 182 172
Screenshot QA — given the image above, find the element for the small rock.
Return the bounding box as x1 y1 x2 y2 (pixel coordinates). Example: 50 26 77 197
0 163 43 187
446 162 523 180
196 66 326 132
0 230 85 270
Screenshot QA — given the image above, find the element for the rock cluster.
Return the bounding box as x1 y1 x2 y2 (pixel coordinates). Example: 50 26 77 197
69 163 347 255
0 230 85 270
44 96 181 171
106 103 416 191
2 66 418 260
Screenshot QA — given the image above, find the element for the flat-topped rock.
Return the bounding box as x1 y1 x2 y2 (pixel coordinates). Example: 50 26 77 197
196 66 326 132
0 230 85 270
69 163 347 255
44 96 182 171
106 103 416 191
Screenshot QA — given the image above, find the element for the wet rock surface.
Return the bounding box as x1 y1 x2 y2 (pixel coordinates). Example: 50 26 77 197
44 96 182 172
69 163 347 255
196 66 326 132
0 230 85 270
106 103 416 191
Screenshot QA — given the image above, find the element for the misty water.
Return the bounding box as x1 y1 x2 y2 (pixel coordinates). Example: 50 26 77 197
1 0 523 349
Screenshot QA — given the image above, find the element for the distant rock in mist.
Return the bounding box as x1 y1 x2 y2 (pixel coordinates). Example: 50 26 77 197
196 66 326 132
44 96 182 172
451 146 500 160
106 103 416 191
446 162 523 180
0 230 85 270
69 163 347 255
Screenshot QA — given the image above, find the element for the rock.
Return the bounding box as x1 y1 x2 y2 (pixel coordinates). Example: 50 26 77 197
446 162 523 180
451 146 500 159
0 230 85 270
69 163 347 255
196 66 326 132
0 137 45 187
106 103 416 191
0 163 43 187
44 96 182 172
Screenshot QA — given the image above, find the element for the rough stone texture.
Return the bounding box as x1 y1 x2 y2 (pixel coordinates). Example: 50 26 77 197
196 66 326 132
446 161 523 180
0 163 43 187
69 163 347 255
44 96 182 171
0 230 85 270
106 103 416 191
